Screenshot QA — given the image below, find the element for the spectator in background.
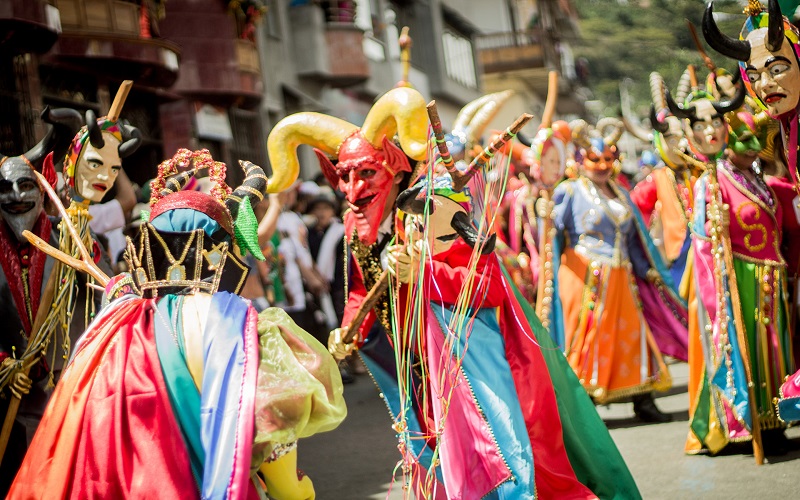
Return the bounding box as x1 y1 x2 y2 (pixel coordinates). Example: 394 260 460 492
276 181 329 340
306 187 345 327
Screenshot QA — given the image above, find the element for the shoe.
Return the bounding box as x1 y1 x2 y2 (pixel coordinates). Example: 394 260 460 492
338 361 355 384
761 430 793 456
633 394 673 423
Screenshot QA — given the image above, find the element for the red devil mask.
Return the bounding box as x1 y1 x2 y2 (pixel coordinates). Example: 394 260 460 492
315 132 412 245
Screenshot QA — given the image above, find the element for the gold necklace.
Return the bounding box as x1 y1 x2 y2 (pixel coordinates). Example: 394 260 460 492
149 228 196 281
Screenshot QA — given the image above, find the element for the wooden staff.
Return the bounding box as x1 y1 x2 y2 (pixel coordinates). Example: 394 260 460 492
453 113 534 192
32 171 109 284
710 162 764 465
427 101 455 172
107 80 133 122
398 27 412 87
0 259 58 465
688 64 699 91
343 270 390 344
687 20 716 72
534 72 559 321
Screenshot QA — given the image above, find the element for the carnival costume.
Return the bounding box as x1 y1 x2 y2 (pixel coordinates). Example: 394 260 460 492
8 150 346 499
627 72 696 291
702 0 800 430
270 89 640 497
682 107 795 453
0 107 85 494
544 120 688 408
390 165 639 499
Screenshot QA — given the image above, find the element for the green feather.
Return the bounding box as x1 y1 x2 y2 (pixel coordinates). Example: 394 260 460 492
234 197 265 261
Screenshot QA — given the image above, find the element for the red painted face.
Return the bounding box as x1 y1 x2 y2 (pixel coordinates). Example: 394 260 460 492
316 132 411 245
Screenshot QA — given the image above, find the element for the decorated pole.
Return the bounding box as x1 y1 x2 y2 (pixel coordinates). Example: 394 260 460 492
427 100 456 172
534 71 560 323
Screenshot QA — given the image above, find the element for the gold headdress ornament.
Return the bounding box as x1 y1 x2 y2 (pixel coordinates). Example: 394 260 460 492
397 26 413 88
745 0 765 16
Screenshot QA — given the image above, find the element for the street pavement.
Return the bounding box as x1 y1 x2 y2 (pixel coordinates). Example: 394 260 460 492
299 361 800 499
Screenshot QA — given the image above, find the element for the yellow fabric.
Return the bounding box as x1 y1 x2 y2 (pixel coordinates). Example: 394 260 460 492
251 308 347 463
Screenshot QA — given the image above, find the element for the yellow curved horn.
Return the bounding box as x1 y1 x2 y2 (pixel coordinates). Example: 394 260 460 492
466 90 515 148
597 117 625 147
266 113 358 193
452 94 493 133
361 87 429 161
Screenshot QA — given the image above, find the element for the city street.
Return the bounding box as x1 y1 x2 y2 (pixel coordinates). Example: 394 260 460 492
299 362 800 499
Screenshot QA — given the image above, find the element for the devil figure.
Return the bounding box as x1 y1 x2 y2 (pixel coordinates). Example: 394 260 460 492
372 161 641 499
0 107 83 494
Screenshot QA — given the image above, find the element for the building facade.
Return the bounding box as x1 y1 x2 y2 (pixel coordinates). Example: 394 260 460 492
1 0 585 184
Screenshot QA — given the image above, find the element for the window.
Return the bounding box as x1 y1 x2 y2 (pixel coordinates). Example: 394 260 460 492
442 31 478 90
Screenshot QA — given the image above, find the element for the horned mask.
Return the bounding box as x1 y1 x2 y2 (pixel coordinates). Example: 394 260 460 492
703 0 800 117
63 109 142 203
570 118 625 173
0 107 82 242
665 82 746 161
267 87 428 245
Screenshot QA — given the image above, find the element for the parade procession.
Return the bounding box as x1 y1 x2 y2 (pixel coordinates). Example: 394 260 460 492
3 0 800 498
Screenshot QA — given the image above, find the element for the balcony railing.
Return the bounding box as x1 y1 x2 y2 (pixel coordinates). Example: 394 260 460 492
55 0 139 35
475 29 552 74
235 39 260 74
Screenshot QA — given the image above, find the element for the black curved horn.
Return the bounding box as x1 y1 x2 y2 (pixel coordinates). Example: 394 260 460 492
85 109 105 149
22 106 83 170
118 122 142 158
159 169 197 198
397 184 434 215
649 105 670 134
225 160 268 220
665 90 696 121
767 0 785 52
712 79 747 115
516 132 533 148
450 211 495 254
702 2 751 61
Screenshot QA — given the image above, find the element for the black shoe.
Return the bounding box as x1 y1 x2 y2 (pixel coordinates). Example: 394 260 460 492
633 394 673 423
338 362 355 384
761 430 792 456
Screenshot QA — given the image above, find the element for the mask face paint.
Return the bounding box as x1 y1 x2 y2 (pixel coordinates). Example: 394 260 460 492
74 132 122 203
331 133 409 245
403 195 467 256
745 28 800 117
583 147 618 173
0 159 43 242
685 100 729 158
660 117 688 168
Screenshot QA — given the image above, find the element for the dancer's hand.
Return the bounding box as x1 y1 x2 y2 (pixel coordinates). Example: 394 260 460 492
2 358 32 399
386 244 417 283
328 328 356 361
